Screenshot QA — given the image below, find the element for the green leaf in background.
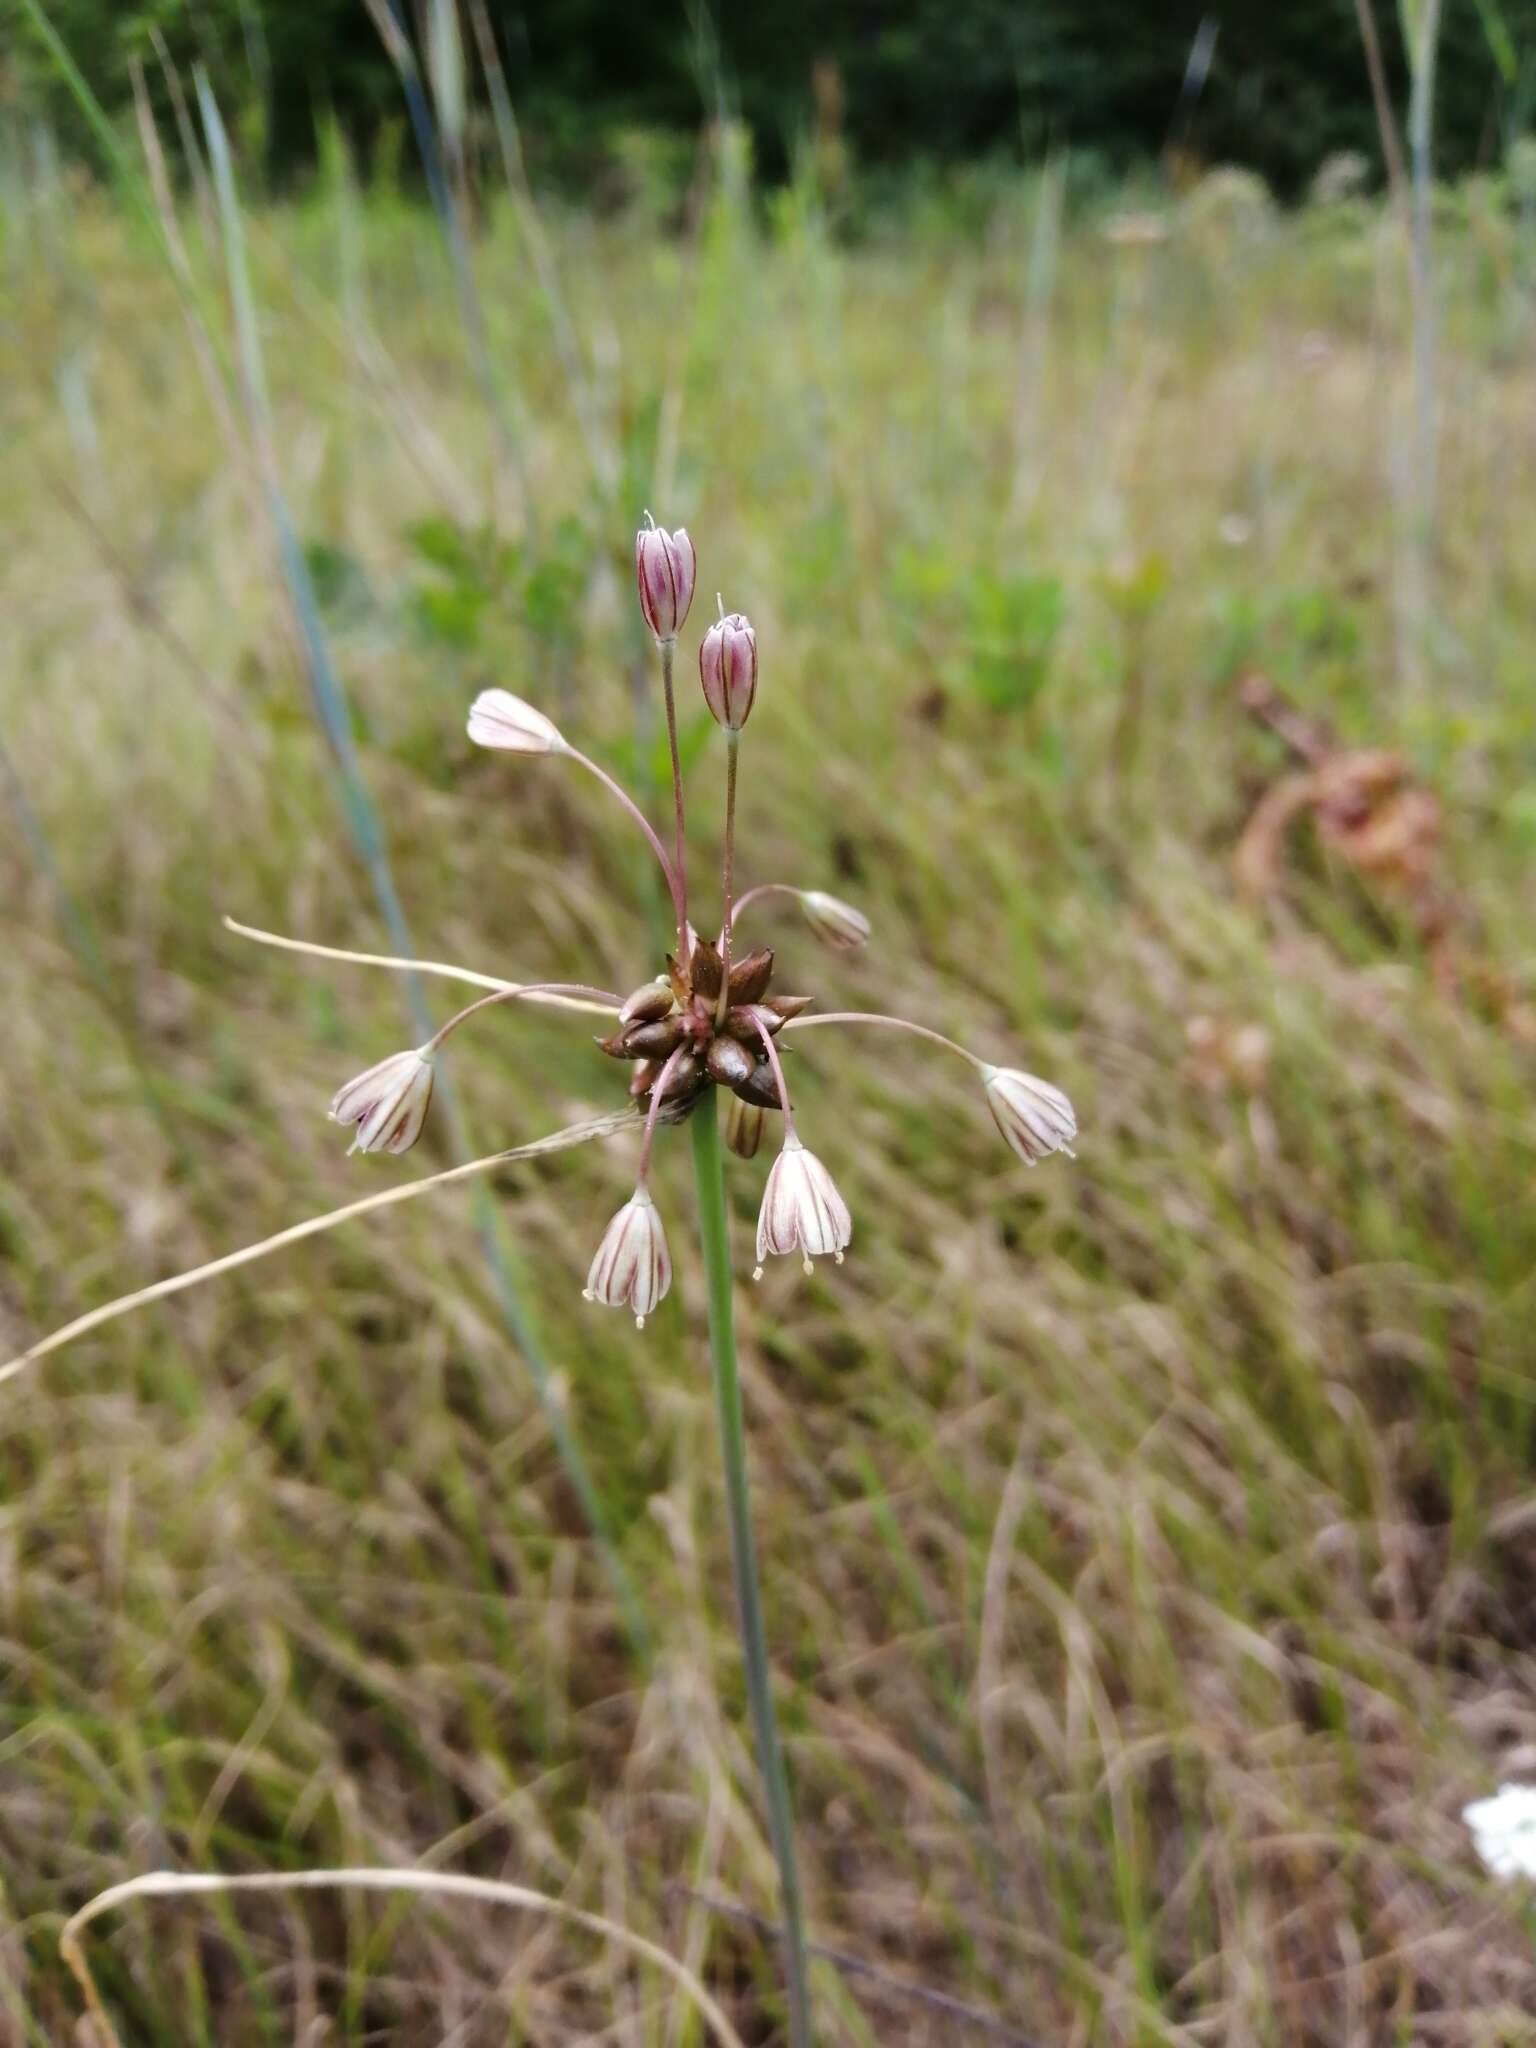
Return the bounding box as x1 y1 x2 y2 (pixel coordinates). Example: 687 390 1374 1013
967 569 1066 711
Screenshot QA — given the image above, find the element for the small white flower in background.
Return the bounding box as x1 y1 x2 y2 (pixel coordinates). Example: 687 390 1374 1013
329 1048 436 1156
755 1136 851 1278
1218 513 1252 549
983 1066 1077 1165
1464 1785 1536 1880
467 688 566 755
799 890 871 952
584 1189 672 1327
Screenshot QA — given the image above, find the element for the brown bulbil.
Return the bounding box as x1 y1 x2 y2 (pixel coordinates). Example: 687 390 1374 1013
619 981 676 1026
707 1036 756 1087
601 939 809 1115
689 936 725 1000
765 993 813 1021
727 947 775 1005
621 1016 686 1060
733 1060 784 1110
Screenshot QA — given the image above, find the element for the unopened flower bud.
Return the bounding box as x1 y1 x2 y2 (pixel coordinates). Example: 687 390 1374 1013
724 1095 765 1159
700 611 757 731
799 890 871 952
754 1135 851 1278
467 689 565 755
583 1188 672 1327
982 1066 1077 1165
329 1047 435 1156
635 519 696 642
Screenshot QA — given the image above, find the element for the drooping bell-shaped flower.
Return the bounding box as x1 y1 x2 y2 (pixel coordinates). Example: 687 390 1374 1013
798 889 871 952
754 1135 851 1277
700 610 757 731
635 520 696 643
583 1188 672 1328
329 1048 436 1156
467 689 565 755
982 1066 1077 1165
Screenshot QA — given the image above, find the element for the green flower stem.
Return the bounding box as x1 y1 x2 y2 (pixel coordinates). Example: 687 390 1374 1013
689 1091 813 2048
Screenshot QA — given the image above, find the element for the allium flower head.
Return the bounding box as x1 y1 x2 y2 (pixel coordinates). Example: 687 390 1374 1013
799 890 871 952
329 1048 436 1156
754 1136 852 1278
700 610 757 732
983 1066 1077 1165
467 689 566 755
584 1188 672 1327
6 519 1083 1392
635 518 696 643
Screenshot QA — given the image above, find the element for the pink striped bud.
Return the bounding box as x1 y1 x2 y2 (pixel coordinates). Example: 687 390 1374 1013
700 610 757 732
635 519 696 642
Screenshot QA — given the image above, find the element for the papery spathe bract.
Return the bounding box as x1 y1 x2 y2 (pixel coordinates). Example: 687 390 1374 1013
799 890 871 952
466 689 566 755
754 1135 851 1277
329 1048 436 1156
635 520 696 642
983 1065 1077 1165
583 1188 672 1328
700 611 757 732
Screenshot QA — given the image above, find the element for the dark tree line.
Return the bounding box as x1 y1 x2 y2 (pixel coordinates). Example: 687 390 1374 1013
7 0 1535 196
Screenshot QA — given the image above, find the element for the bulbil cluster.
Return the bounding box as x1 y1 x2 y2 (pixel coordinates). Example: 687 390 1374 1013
596 943 808 1128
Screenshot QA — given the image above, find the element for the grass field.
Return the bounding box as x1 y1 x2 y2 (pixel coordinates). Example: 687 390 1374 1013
4 132 1536 2044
